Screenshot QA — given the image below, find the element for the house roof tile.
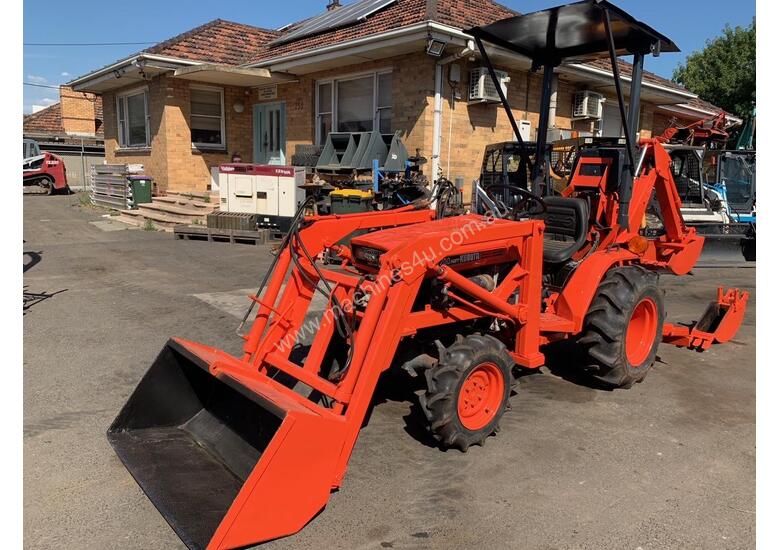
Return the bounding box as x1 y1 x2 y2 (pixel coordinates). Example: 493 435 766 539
244 0 517 65
23 103 63 135
144 19 280 65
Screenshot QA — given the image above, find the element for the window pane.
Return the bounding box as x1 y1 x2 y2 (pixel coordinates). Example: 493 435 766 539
127 93 147 146
379 108 391 134
337 76 373 132
318 114 332 144
117 98 126 145
318 83 332 113
191 89 222 117
377 73 392 107
191 115 222 145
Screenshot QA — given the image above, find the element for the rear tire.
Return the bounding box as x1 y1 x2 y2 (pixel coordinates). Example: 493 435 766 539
419 334 515 452
579 266 664 389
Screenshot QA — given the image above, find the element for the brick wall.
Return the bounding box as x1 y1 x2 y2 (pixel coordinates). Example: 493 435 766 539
60 85 98 135
103 78 169 190
254 52 435 173
103 75 252 192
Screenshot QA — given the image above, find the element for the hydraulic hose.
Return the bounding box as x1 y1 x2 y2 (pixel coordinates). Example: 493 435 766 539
236 195 316 336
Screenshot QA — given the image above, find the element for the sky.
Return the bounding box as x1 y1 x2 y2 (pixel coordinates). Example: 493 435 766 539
22 0 756 114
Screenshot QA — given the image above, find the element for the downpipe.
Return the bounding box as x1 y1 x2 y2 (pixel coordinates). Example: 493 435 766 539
431 41 476 182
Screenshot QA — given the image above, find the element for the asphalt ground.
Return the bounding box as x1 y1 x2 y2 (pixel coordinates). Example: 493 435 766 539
24 195 755 549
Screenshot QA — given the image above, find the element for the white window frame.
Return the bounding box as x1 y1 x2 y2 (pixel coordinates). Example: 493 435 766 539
190 84 226 149
116 86 150 148
315 68 392 145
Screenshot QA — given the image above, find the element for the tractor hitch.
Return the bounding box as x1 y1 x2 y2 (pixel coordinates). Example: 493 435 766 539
662 287 749 351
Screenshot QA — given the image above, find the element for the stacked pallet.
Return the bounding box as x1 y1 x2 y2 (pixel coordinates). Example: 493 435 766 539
117 193 218 232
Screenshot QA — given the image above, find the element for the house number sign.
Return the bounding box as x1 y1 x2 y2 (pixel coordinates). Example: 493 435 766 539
257 85 278 100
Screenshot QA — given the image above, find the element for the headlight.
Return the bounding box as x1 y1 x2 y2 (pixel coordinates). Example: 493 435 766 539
352 245 383 267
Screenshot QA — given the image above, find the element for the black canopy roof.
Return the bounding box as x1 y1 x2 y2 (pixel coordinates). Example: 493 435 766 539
466 0 679 67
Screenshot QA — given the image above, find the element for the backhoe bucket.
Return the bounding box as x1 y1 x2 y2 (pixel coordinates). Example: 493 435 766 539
663 287 749 351
108 338 345 550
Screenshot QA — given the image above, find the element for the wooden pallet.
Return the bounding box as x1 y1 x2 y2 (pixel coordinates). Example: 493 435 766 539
174 225 269 245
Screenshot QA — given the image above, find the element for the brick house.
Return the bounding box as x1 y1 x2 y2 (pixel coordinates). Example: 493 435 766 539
23 86 103 144
69 0 737 197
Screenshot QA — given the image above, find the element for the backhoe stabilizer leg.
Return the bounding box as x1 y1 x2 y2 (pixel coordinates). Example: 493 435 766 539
662 287 749 351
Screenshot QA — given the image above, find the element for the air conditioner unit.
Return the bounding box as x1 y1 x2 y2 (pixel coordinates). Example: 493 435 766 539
469 68 509 103
572 90 604 119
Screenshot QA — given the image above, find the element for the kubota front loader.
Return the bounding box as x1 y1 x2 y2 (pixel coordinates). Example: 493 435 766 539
108 2 750 548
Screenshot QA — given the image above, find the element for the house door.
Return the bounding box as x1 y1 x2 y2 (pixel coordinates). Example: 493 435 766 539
253 102 286 165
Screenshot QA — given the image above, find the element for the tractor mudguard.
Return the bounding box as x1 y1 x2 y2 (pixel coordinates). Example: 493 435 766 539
107 338 346 550
662 287 749 351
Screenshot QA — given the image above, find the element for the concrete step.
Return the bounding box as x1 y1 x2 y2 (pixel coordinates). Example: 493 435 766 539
118 209 184 232
163 191 219 206
153 196 218 211
137 202 212 223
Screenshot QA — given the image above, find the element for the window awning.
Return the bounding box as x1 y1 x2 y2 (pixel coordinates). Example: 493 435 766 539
172 64 275 86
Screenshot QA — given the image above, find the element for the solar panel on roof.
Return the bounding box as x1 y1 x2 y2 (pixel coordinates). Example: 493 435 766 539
271 0 397 45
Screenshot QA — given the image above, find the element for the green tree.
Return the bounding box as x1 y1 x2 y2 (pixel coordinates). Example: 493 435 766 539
673 18 755 120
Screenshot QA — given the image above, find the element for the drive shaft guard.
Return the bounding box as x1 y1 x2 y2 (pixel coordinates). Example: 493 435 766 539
108 339 346 550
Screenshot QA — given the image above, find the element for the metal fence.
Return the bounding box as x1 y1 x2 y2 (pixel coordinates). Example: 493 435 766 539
37 142 105 189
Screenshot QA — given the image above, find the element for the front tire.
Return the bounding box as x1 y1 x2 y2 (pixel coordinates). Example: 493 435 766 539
579 266 664 389
420 334 515 452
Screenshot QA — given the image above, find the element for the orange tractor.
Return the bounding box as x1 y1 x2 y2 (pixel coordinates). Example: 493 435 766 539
108 2 749 549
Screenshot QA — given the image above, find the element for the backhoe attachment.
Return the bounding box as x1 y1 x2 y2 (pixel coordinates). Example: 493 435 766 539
662 287 749 351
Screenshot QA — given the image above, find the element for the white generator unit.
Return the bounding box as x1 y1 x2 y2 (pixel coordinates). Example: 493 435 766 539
469 67 510 103
572 90 605 119
218 164 305 231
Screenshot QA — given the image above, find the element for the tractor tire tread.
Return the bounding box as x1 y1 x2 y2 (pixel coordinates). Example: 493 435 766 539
578 266 663 389
420 333 514 451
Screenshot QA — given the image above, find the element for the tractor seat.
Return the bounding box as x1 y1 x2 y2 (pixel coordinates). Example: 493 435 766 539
540 196 590 263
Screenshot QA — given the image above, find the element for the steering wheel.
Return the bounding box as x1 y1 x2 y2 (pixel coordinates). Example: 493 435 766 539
485 184 547 220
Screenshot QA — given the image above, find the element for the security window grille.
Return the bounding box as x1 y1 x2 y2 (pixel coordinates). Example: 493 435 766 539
191 86 225 147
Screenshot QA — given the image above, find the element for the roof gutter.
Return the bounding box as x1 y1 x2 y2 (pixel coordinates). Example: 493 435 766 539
68 53 202 89
559 62 697 100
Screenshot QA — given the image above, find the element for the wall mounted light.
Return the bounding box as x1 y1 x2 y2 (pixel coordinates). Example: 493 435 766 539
426 37 446 57
233 101 245 113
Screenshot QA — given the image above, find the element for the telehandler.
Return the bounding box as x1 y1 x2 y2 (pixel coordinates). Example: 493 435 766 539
108 2 749 548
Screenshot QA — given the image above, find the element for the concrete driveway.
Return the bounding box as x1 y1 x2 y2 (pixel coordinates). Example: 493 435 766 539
24 195 755 549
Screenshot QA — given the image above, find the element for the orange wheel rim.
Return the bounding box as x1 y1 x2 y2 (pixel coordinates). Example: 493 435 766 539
457 362 504 430
625 298 658 367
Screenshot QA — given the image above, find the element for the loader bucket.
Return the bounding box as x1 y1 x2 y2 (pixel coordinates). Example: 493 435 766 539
108 339 346 550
